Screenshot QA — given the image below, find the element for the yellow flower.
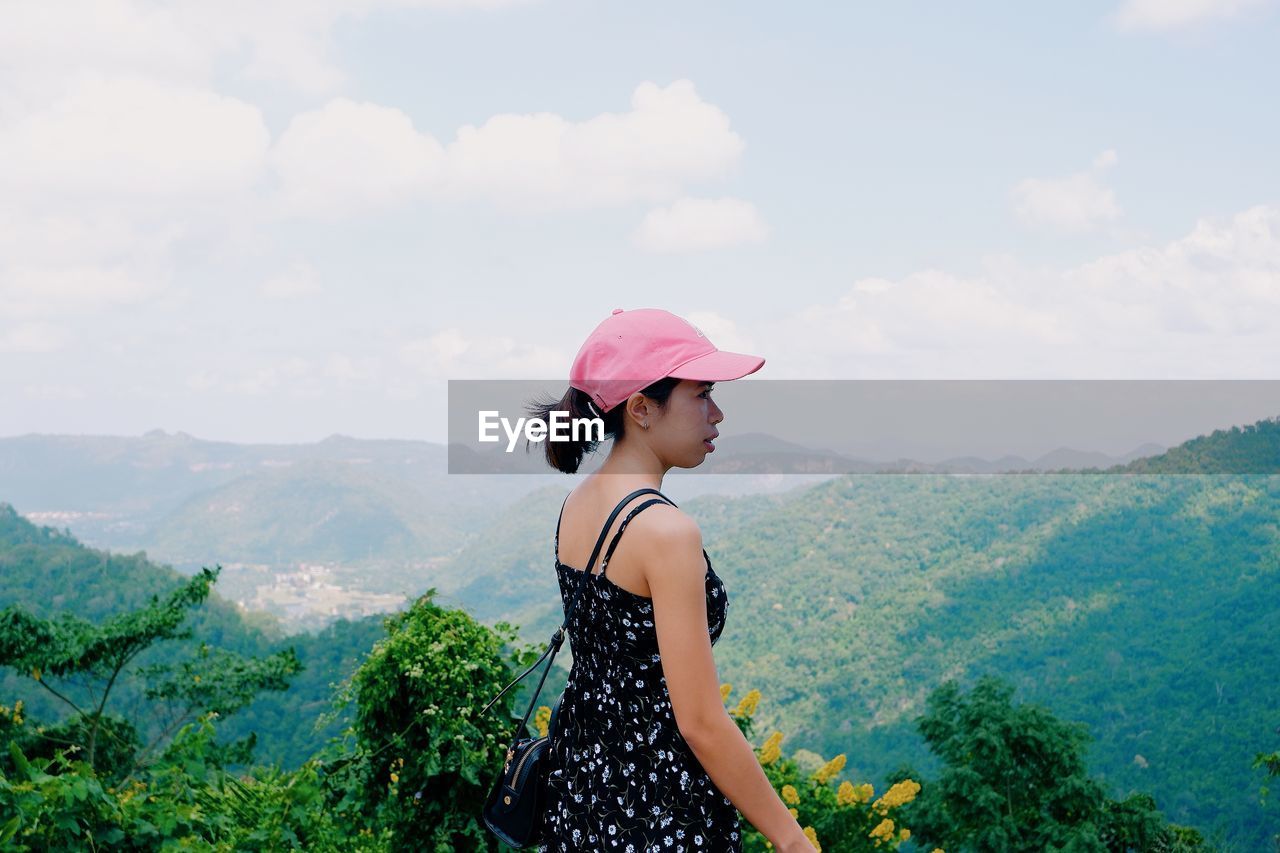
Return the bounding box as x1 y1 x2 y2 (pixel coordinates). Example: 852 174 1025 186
193 675 201 684
758 731 783 766
720 683 732 703
781 784 799 805
803 826 821 851
534 705 552 738
836 780 856 806
812 753 846 785
788 807 798 818
899 828 911 841
868 817 895 841
732 689 761 718
390 772 399 784
872 779 921 810
31 667 41 681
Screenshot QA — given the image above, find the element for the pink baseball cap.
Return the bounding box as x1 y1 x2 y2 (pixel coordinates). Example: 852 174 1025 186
569 308 765 413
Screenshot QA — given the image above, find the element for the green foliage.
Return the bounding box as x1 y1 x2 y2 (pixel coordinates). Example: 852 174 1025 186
1253 735 1280 851
139 641 302 723
0 558 382 851
899 675 1208 852
8 420 1280 849
0 713 395 851
0 566 301 777
1106 417 1280 475
336 588 542 852
0 566 218 680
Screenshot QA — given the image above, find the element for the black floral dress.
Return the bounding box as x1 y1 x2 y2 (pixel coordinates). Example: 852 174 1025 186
539 492 742 852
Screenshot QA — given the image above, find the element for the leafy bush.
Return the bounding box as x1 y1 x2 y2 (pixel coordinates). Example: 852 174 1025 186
337 588 542 852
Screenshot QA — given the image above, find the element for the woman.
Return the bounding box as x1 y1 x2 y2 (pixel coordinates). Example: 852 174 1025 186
525 308 813 852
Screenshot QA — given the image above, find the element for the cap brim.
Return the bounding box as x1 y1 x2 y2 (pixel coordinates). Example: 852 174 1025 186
666 349 765 382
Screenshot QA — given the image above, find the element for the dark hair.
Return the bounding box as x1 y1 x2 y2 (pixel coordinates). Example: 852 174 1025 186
523 377 681 474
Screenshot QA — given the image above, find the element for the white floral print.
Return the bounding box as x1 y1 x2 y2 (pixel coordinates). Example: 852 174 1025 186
539 496 741 852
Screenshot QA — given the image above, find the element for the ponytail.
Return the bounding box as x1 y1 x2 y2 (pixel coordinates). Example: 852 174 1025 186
523 378 679 474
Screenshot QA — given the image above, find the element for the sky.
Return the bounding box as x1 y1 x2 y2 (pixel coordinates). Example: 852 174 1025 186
1 0 1278 445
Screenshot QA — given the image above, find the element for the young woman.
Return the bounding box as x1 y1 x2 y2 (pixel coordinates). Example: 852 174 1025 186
525 308 813 853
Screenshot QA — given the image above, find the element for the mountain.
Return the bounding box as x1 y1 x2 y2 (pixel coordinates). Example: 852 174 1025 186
0 431 544 548
1104 416 1280 475
0 503 385 769
447 416 1280 848
5 416 1280 846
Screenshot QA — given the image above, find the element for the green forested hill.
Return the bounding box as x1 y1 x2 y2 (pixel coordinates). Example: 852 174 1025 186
4 416 1280 848
707 474 1278 847
442 466 1279 848
145 459 476 575
1101 415 1280 475
0 505 385 769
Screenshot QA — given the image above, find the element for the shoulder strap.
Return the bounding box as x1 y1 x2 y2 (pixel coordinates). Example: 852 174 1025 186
478 487 675 723
554 487 678 572
598 498 672 579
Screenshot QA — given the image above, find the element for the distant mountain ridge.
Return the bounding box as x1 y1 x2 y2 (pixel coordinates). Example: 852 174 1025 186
438 416 1280 848
3 415 1279 846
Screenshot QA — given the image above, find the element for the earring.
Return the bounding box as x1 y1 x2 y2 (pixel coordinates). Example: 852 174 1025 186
642 422 649 430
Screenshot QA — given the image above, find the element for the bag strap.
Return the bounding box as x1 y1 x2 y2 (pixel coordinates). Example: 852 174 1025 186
478 487 676 727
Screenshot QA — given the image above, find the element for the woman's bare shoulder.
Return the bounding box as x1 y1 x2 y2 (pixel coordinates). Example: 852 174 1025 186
630 503 704 575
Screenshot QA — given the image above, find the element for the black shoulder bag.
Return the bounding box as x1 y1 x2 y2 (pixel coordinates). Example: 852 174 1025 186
479 487 673 849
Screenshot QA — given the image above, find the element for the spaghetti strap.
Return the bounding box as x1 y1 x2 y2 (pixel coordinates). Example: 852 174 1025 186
598 497 672 580
554 487 677 568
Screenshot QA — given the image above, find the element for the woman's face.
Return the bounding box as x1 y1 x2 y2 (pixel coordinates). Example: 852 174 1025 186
649 379 723 467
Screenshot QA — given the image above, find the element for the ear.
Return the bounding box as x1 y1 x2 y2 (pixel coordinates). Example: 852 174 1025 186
624 393 651 429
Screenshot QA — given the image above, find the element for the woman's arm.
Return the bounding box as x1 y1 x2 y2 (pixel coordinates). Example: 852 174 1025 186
641 508 813 853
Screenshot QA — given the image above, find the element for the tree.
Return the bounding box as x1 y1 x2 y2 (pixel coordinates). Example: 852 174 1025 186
335 588 542 852
901 675 1205 852
1253 726 1280 853
0 566 301 781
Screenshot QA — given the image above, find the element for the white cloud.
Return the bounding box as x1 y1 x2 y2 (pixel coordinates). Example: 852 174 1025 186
21 382 88 400
324 353 380 383
270 99 445 217
0 73 267 325
1112 0 1274 30
768 203 1280 378
267 80 747 217
682 312 759 355
632 197 768 253
0 265 167 321
0 209 181 320
0 74 270 200
0 323 71 354
441 80 745 212
187 357 318 397
0 0 537 101
261 261 323 299
0 1 212 106
1065 204 1280 337
400 329 569 378
1010 149 1121 233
